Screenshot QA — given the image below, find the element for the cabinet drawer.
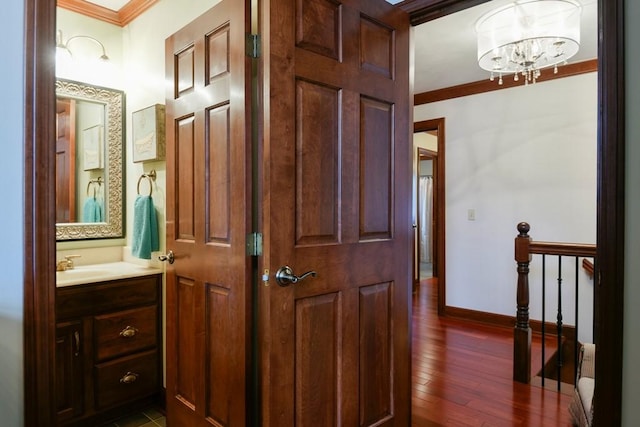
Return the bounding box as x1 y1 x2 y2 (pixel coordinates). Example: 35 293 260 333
94 350 159 409
57 275 160 319
94 305 157 362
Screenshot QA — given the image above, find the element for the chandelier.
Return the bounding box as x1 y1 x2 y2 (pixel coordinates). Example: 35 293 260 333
475 0 581 85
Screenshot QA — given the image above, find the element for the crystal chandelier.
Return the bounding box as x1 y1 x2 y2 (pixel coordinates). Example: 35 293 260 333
475 0 581 85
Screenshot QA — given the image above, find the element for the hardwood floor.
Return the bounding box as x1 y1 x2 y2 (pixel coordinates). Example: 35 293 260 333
412 278 574 426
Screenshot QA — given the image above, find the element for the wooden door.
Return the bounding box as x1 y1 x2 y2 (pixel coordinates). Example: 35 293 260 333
56 98 76 223
164 0 251 425
260 0 412 425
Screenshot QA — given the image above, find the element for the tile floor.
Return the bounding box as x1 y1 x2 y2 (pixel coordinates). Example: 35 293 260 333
100 406 166 427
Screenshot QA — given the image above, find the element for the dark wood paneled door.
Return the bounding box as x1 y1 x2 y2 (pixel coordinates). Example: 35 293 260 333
260 0 411 425
56 98 76 223
164 0 251 425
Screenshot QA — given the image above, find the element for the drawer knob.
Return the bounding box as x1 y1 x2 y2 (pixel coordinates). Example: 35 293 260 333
120 371 139 384
119 326 138 338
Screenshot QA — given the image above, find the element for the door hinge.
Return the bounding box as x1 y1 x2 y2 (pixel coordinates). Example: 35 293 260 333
247 232 263 256
246 34 261 58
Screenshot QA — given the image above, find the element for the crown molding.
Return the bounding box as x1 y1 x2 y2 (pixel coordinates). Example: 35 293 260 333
415 59 598 105
57 0 158 27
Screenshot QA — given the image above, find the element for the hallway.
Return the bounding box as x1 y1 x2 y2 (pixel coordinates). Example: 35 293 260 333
411 279 574 426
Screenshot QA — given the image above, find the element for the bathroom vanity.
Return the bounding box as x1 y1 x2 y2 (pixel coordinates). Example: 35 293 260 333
55 264 162 426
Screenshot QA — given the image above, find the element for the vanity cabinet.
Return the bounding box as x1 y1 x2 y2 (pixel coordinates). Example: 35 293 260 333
55 320 84 423
56 274 162 426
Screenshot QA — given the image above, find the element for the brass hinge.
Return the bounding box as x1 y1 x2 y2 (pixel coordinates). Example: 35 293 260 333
247 232 263 256
246 34 260 58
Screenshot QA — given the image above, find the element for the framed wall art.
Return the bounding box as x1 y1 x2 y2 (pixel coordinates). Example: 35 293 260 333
82 124 103 170
132 104 166 163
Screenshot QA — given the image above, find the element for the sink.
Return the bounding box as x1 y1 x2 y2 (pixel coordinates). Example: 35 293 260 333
56 262 163 287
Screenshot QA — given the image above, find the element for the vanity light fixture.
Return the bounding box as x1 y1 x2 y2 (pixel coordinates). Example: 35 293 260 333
475 0 581 86
56 30 110 61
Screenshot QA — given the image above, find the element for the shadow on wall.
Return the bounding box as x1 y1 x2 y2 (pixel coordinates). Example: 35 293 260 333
0 312 23 424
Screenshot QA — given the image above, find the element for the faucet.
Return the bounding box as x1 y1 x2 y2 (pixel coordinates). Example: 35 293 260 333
56 255 81 271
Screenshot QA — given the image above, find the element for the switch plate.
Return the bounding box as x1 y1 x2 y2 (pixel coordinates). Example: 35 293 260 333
468 209 476 221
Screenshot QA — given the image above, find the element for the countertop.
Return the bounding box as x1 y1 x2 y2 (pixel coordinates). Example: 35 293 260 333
56 261 163 287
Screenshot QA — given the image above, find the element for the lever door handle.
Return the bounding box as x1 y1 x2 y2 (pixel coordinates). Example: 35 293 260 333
275 266 317 287
158 250 175 264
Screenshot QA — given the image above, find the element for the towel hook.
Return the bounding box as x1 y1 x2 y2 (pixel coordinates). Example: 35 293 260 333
137 170 157 196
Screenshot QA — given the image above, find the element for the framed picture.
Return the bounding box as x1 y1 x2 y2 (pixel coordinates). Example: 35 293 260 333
82 125 103 170
132 104 166 163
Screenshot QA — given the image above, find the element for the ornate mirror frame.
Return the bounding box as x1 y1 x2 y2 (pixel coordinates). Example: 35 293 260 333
55 79 125 240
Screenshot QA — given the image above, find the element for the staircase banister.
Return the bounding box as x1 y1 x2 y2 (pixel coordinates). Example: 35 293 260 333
529 241 597 257
513 222 596 386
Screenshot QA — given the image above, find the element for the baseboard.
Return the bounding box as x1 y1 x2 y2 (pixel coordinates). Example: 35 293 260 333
444 305 576 341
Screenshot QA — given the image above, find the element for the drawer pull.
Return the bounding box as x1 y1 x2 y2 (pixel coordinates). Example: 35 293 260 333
119 326 138 338
120 371 139 384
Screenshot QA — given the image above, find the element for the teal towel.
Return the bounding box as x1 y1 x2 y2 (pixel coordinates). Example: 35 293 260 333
82 197 103 223
132 195 159 259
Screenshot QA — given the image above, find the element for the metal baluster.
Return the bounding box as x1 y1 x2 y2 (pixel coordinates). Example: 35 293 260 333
542 254 546 387
574 256 580 386
557 255 563 392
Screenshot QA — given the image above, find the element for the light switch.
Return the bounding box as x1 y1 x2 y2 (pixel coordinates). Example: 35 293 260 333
468 209 476 221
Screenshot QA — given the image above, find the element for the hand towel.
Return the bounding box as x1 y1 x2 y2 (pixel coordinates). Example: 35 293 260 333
82 197 103 223
132 195 159 259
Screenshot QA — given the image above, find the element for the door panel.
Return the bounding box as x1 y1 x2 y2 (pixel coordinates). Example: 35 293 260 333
165 0 250 425
262 0 411 425
55 98 76 223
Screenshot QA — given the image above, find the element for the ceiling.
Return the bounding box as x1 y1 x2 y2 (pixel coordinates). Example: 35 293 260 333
64 0 598 93
82 0 129 10
412 0 598 93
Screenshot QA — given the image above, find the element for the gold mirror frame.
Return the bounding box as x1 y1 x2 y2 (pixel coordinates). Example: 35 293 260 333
56 79 125 240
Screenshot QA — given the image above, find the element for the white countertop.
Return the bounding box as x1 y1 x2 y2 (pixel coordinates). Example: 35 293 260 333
56 261 163 287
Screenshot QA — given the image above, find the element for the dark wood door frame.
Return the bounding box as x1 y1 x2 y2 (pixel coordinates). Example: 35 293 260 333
415 119 446 316
23 0 624 425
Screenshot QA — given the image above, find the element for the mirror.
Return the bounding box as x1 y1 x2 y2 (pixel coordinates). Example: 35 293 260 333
56 79 125 240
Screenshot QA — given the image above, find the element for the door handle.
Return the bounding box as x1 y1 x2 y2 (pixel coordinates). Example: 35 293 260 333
158 250 175 264
275 266 317 287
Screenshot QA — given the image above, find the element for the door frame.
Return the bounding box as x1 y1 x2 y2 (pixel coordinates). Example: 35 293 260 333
414 119 445 316
22 0 625 425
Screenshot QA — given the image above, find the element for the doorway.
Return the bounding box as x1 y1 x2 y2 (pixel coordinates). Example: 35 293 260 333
417 148 435 280
414 118 446 315
22 0 625 425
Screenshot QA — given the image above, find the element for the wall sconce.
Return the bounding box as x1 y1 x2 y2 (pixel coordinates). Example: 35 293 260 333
56 30 110 61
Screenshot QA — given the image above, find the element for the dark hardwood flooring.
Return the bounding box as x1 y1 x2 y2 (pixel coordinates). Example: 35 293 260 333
412 278 574 426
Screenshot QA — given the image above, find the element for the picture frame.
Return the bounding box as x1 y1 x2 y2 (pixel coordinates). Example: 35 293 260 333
82 124 103 170
132 104 166 163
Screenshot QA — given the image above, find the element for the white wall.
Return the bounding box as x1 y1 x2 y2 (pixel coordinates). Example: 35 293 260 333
623 1 640 423
0 1 24 425
415 73 597 342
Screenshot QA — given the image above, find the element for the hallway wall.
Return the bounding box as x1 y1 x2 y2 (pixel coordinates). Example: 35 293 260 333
415 73 597 342
0 1 25 424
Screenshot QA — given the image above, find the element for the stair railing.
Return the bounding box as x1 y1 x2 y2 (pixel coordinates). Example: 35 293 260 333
513 222 596 387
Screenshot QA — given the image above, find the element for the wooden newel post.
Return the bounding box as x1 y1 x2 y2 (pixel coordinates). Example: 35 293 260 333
514 222 532 383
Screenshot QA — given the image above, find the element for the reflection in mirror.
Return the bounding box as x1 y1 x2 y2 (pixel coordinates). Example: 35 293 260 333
56 79 125 240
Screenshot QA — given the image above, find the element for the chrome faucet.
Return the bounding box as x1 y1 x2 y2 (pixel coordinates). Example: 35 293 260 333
56 255 81 271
